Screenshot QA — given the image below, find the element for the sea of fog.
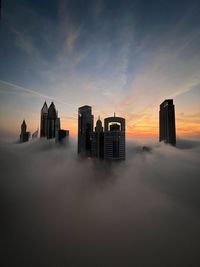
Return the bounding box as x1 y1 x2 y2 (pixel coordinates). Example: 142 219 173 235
1 138 200 266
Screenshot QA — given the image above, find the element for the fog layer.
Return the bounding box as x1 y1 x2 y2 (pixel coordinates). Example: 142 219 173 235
1 138 200 266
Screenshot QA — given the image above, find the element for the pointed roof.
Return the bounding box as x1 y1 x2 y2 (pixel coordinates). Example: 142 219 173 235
95 116 103 132
48 102 57 119
49 101 56 110
21 119 27 132
41 101 48 113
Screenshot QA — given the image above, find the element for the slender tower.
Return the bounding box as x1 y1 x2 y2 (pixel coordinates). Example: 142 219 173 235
78 105 93 156
47 102 58 139
20 120 29 142
90 116 104 158
40 101 48 137
159 99 176 146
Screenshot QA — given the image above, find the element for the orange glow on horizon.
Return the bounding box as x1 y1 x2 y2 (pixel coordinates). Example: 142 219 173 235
1 114 200 139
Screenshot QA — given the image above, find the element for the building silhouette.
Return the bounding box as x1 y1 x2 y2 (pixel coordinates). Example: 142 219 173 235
40 101 48 137
46 102 60 139
90 116 104 158
20 120 30 142
55 117 60 141
40 101 69 142
56 129 69 144
78 105 94 156
104 114 125 160
159 99 176 146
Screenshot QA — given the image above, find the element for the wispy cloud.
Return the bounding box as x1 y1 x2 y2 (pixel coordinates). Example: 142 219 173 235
0 79 74 107
1 0 200 137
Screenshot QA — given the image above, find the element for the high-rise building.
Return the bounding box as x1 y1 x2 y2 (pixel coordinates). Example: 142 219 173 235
90 116 104 158
40 101 48 137
20 120 30 142
55 117 60 141
56 129 69 144
47 102 60 139
104 115 125 160
78 105 93 156
159 99 176 146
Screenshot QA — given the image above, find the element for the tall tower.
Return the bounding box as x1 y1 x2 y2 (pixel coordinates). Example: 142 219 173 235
104 115 125 160
47 102 59 139
159 99 176 146
20 120 30 142
78 105 93 156
40 101 48 137
55 117 60 141
21 119 27 133
90 116 104 158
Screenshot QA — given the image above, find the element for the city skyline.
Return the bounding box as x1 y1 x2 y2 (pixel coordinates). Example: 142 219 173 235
0 0 200 139
17 99 175 145
1 2 200 266
1 92 199 140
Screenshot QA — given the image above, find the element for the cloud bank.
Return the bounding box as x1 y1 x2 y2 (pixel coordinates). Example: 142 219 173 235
1 138 200 266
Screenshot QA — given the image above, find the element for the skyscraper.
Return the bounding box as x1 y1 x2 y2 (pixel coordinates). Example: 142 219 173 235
47 102 60 139
159 99 176 146
104 115 125 160
56 129 69 144
78 105 93 156
20 120 30 142
40 101 48 137
90 116 104 158
55 117 60 141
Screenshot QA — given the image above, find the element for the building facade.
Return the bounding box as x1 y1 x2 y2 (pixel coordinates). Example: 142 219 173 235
40 101 48 137
78 105 94 156
47 102 60 139
159 99 176 146
104 115 125 160
90 117 104 158
56 129 69 144
40 101 69 141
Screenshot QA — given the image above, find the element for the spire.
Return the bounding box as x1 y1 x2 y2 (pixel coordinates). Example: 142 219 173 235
95 116 103 132
21 119 27 133
48 101 57 119
114 112 116 117
41 101 48 113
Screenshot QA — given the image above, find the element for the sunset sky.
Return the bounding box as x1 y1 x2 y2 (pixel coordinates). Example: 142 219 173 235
0 0 200 138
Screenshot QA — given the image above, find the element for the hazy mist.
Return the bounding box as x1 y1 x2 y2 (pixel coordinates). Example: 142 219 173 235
1 138 200 266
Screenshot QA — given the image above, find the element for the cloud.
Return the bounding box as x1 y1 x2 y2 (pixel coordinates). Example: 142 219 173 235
62 26 80 53
1 138 200 266
1 0 200 138
0 79 74 107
